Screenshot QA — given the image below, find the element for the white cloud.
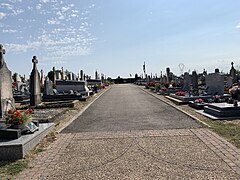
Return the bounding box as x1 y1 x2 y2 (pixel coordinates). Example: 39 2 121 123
40 0 50 3
3 29 17 33
0 12 6 19
61 6 70 12
58 15 65 20
36 4 42 10
3 1 97 66
47 19 60 25
1 3 13 10
236 23 240 29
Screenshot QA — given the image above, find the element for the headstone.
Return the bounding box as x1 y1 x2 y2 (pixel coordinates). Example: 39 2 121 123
68 73 72 80
80 70 83 80
95 70 98 80
230 62 237 83
166 67 170 84
29 56 41 107
56 71 61 80
205 73 224 96
226 76 233 88
72 73 77 81
43 78 53 95
183 72 191 91
192 71 198 90
40 69 45 86
0 44 15 118
160 71 163 84
52 67 56 85
61 67 65 80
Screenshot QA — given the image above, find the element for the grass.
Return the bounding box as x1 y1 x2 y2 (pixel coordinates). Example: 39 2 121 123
0 132 57 179
207 120 240 148
0 160 28 179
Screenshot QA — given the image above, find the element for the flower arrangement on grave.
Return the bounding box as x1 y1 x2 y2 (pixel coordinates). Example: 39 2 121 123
175 91 186 96
155 83 161 91
160 87 167 91
5 109 33 126
194 98 204 104
145 82 155 90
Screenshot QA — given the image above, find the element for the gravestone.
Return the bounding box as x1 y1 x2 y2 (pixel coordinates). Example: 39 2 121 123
95 70 98 80
160 71 163 84
80 70 83 80
52 67 56 85
72 73 77 80
230 62 237 83
166 67 170 84
192 71 198 90
43 78 53 96
0 44 15 118
56 71 61 80
226 76 233 88
183 72 191 91
40 69 45 86
30 56 41 107
61 67 65 80
205 72 224 96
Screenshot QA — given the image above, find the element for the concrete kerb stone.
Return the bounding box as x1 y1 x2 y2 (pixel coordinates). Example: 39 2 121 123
56 86 112 133
140 87 211 128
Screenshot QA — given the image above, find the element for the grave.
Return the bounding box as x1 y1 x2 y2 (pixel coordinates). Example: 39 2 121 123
0 123 54 160
0 44 15 118
201 102 240 119
205 71 224 96
29 56 42 107
43 80 89 101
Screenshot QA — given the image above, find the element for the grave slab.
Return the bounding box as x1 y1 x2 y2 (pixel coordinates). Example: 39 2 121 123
0 123 54 160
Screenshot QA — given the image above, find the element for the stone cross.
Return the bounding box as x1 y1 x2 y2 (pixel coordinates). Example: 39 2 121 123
30 56 41 107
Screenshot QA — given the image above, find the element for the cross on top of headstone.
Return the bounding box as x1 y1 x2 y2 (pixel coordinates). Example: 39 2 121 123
32 56 38 64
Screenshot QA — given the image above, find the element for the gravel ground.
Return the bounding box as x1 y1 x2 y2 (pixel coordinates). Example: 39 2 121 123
45 132 239 179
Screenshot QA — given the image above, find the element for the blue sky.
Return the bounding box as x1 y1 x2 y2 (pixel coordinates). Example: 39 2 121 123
1 0 240 78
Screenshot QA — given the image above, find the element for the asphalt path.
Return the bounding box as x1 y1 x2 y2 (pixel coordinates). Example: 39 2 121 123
62 84 201 133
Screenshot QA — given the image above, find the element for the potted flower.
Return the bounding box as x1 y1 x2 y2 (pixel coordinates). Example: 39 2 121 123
194 98 204 104
5 109 33 130
175 91 186 96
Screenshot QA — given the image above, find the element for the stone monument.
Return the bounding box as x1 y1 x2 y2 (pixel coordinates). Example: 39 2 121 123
0 44 15 118
192 71 198 93
30 56 41 107
230 62 237 83
183 72 191 91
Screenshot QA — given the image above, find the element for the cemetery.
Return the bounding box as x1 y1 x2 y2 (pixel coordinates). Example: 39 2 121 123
0 44 107 160
136 62 240 120
0 42 240 177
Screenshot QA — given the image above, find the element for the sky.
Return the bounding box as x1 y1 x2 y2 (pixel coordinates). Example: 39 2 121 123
0 0 240 78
